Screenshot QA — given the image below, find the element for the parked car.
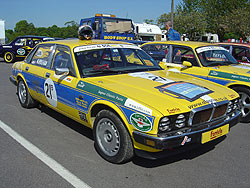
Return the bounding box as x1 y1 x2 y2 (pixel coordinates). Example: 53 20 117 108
10 35 241 163
216 42 250 64
141 41 250 122
0 35 55 63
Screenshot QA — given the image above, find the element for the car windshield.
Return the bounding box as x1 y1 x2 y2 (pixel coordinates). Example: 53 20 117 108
74 44 161 77
196 46 239 67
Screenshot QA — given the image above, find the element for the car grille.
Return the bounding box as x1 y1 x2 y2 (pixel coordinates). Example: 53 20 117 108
190 102 228 126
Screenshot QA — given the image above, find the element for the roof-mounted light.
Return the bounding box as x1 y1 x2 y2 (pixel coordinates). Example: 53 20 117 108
95 13 116 18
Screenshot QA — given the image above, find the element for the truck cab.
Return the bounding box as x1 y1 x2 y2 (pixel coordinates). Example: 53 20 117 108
80 14 135 41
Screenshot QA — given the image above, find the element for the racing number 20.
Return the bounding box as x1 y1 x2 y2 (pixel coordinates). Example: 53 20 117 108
45 83 54 99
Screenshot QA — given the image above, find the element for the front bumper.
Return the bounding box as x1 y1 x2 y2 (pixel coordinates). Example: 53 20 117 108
133 110 240 158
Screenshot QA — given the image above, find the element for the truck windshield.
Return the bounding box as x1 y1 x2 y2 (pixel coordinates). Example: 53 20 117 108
74 45 161 77
103 18 132 33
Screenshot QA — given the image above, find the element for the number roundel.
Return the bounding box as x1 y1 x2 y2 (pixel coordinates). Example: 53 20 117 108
44 78 57 107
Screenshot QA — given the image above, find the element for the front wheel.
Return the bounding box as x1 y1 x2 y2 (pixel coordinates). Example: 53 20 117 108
4 51 15 63
93 110 134 164
233 86 250 123
17 79 37 108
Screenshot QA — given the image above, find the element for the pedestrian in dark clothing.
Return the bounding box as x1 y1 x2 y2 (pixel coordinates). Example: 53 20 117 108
165 21 181 41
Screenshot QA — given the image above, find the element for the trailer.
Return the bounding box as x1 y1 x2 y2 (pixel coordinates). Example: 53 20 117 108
0 19 5 45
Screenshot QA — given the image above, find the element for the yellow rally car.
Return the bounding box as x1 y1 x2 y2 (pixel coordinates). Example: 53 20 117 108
141 41 250 123
9 36 241 163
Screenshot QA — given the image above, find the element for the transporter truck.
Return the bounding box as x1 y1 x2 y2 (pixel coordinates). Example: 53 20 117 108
80 14 135 41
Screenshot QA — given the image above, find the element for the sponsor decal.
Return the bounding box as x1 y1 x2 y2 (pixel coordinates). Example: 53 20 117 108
130 113 152 132
17 48 25 56
181 136 192 146
196 46 228 53
167 107 181 114
232 65 250 70
75 98 88 109
155 81 212 102
76 81 127 105
78 111 88 122
209 70 250 82
3 46 12 48
200 95 216 104
202 124 229 144
74 44 139 53
124 98 152 116
103 36 133 41
129 72 174 84
188 96 227 109
44 78 57 107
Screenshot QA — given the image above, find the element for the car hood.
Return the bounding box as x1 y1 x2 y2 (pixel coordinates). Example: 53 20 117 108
84 70 238 116
209 63 250 77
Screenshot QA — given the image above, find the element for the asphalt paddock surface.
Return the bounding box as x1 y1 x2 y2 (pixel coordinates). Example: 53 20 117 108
0 59 250 188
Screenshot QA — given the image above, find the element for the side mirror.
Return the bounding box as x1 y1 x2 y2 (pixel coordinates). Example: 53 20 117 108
182 61 192 67
158 61 168 69
55 67 69 75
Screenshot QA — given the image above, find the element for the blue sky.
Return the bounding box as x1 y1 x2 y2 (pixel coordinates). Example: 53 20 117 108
1 0 182 30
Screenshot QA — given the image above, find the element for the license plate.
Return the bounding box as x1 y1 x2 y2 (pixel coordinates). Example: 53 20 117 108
201 124 229 144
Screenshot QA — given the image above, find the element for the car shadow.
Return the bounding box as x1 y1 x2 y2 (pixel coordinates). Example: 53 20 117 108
37 104 94 140
132 136 226 168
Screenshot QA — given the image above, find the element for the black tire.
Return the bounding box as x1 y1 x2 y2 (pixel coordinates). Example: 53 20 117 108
17 78 37 108
4 51 15 63
93 109 134 164
233 86 250 123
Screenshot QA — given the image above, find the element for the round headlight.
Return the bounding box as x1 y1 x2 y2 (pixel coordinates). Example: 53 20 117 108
227 101 233 113
175 114 186 128
159 117 171 132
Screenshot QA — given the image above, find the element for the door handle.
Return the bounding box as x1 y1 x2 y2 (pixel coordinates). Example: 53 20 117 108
79 95 84 100
25 66 29 71
45 72 51 78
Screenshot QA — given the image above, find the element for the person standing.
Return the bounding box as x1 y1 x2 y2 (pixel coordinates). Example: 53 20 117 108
165 21 181 41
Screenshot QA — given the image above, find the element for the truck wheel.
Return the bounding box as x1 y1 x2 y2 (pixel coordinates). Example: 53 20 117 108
17 78 37 108
233 86 250 123
93 109 134 163
4 51 15 63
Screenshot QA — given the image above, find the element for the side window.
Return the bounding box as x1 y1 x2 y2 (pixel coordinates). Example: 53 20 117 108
232 47 248 61
52 46 75 76
30 44 55 68
172 46 199 66
15 38 26 46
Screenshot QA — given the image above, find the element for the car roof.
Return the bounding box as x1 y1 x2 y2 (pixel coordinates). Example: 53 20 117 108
217 42 250 48
43 39 135 48
17 35 51 39
142 41 215 48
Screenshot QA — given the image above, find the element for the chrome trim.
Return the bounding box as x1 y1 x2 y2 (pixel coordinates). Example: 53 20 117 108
188 100 229 126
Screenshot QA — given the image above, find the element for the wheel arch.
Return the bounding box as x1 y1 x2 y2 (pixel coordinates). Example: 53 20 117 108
228 84 250 91
90 101 133 135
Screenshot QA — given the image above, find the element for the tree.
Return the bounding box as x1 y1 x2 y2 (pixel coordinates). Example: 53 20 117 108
14 20 35 35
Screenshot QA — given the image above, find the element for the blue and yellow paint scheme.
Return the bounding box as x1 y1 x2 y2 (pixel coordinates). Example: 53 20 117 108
10 39 241 160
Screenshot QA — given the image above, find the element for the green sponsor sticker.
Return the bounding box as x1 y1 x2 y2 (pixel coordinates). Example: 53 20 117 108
77 81 127 105
209 70 250 82
130 113 152 132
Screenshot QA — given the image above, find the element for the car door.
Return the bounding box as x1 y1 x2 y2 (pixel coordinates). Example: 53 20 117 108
44 45 80 119
164 45 210 78
23 43 55 104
